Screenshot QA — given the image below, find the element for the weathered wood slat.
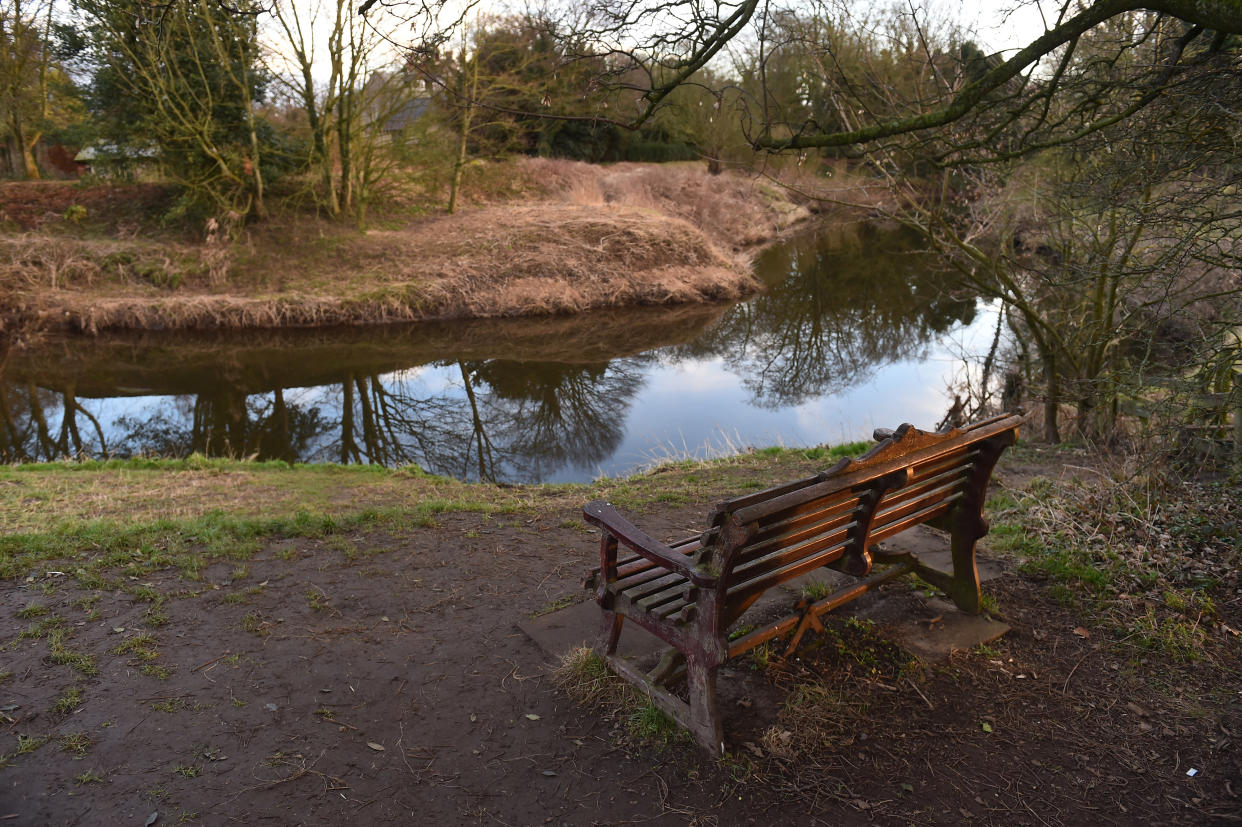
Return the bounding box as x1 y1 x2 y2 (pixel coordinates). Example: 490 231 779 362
582 412 1023 755
728 537 852 604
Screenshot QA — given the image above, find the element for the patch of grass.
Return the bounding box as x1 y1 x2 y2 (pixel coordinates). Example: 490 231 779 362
749 642 774 670
0 670 11 683
626 701 685 745
801 441 871 462
222 591 248 605
973 642 1002 659
305 587 329 612
141 664 174 680
15 604 49 620
980 590 1001 615
241 611 269 637
74 594 101 620
59 732 93 757
52 686 84 714
75 769 104 784
16 734 48 755
1125 607 1208 663
18 613 65 639
801 578 832 601
151 697 191 714
128 585 160 603
552 647 626 708
173 764 201 779
144 602 171 627
112 632 159 657
49 646 98 677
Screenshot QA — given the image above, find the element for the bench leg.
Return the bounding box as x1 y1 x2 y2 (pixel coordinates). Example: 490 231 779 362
685 657 724 756
597 609 623 656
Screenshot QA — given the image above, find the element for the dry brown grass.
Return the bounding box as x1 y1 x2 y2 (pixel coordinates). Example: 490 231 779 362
521 158 813 250
2 160 835 334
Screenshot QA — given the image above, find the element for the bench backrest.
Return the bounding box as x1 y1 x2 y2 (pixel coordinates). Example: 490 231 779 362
697 413 1023 609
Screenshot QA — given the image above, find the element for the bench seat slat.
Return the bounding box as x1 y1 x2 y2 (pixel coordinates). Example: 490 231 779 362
636 580 691 613
620 569 688 602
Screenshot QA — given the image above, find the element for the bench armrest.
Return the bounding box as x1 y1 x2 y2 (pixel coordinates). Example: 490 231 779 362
583 501 717 588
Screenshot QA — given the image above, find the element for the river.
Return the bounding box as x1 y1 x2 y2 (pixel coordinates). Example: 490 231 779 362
0 221 1000 483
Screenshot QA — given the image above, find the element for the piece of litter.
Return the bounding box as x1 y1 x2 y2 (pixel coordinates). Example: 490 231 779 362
1187 768 1198 777
367 742 385 751
525 713 541 721
264 703 278 712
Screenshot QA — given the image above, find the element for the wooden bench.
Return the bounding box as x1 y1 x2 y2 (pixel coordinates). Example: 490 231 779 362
583 412 1022 754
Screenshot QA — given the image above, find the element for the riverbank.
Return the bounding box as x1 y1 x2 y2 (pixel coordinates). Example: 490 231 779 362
0 159 838 335
0 444 1238 823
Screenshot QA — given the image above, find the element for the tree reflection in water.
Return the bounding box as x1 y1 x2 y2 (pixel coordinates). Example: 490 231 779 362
676 223 976 407
0 223 980 480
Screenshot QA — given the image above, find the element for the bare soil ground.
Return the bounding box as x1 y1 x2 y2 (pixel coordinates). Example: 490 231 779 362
0 160 820 335
1 450 1239 825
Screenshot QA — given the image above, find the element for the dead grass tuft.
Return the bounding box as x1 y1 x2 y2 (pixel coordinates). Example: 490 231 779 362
552 646 629 708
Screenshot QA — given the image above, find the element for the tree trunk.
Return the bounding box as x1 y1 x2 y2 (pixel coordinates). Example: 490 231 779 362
1042 352 1061 443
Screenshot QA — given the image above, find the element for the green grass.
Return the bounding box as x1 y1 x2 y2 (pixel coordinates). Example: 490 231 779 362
16 734 48 755
626 701 685 745
59 732 93 757
15 604 49 620
52 686 84 715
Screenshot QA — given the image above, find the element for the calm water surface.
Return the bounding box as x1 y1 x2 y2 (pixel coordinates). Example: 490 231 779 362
0 222 998 483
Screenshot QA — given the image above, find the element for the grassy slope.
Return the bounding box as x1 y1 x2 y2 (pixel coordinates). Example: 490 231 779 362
0 160 821 334
0 446 866 582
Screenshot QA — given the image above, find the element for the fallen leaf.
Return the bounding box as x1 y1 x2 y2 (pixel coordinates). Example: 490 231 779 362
542 770 558 777
367 742 385 751
981 722 994 733
1073 626 1091 639
524 713 541 721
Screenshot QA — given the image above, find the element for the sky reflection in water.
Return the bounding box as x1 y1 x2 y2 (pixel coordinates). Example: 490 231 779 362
0 222 998 483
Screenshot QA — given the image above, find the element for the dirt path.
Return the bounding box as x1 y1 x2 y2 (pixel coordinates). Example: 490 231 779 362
1 455 1239 824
